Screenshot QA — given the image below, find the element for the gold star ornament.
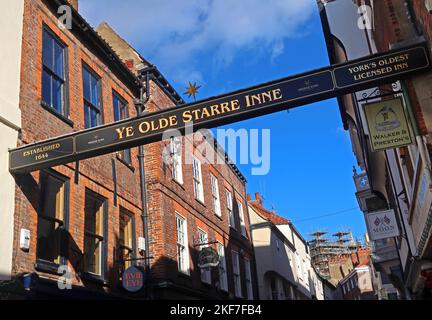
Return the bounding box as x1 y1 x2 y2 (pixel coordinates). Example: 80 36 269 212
184 82 201 101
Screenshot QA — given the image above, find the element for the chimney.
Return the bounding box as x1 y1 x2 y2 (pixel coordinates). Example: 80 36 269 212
246 194 251 201
125 59 134 70
68 0 78 11
255 192 262 206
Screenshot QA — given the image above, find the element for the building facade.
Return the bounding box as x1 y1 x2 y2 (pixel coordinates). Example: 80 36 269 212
248 192 324 300
319 0 432 299
337 264 376 300
12 0 143 298
96 22 256 300
7 0 256 300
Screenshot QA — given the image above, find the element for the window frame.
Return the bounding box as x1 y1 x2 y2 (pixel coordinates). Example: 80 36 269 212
119 207 136 270
210 174 221 217
226 190 236 229
83 188 108 282
232 250 242 298
82 63 103 128
176 213 190 275
192 156 204 203
198 229 211 284
217 242 228 292
237 200 247 237
35 169 70 274
41 25 70 120
113 90 131 165
244 257 253 300
170 136 183 184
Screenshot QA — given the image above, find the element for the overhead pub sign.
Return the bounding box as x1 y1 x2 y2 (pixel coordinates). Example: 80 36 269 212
9 43 431 174
364 97 413 152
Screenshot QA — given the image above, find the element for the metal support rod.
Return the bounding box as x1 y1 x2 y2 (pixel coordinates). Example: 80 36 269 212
136 73 151 299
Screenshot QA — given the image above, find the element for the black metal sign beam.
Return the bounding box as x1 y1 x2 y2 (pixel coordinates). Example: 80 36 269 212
9 43 431 173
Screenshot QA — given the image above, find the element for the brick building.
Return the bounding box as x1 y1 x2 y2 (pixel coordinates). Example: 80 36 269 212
319 0 432 299
8 0 256 300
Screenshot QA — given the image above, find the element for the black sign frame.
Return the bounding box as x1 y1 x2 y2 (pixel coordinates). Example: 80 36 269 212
9 43 431 173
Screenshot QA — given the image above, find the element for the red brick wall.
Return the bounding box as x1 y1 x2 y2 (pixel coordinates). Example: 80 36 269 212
14 0 255 299
142 81 255 298
13 0 142 293
412 1 432 44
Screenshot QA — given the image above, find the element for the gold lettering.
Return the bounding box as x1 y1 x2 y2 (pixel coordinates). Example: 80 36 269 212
220 102 231 113
230 99 240 110
272 89 283 101
138 121 150 134
182 110 193 122
116 127 126 139
210 105 221 115
169 115 178 127
125 126 134 138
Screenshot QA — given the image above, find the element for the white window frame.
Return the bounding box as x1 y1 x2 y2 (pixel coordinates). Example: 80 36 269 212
170 136 183 184
226 190 235 229
232 250 242 298
244 257 253 300
217 242 228 292
176 213 190 274
192 156 204 203
198 229 211 284
237 200 247 237
210 174 221 217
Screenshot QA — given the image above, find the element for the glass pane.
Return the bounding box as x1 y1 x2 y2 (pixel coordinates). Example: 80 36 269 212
120 102 128 120
113 95 119 121
52 78 62 114
84 192 104 235
54 41 64 79
91 108 99 127
37 218 62 263
40 174 64 220
84 104 90 128
42 30 53 70
42 70 52 105
90 75 99 107
123 149 132 164
82 67 90 101
84 235 102 275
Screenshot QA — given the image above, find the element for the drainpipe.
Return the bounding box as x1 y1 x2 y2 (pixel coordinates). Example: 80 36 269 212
136 69 152 298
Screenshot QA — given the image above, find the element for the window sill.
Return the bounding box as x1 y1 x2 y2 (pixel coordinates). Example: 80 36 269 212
215 214 223 221
195 198 206 207
34 260 62 275
80 272 108 286
116 154 134 172
172 178 185 190
201 281 212 287
178 270 191 278
41 101 74 127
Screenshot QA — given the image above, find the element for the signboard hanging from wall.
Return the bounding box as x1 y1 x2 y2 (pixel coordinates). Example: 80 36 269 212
365 209 400 241
364 97 413 152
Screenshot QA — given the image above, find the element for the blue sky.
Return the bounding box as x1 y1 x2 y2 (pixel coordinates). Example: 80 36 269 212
80 0 367 241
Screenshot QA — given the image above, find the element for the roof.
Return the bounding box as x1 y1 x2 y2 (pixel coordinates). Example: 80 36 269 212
95 22 184 105
339 263 370 285
47 0 142 97
249 200 290 225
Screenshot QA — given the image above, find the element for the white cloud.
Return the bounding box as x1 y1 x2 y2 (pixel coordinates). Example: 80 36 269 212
80 0 315 84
